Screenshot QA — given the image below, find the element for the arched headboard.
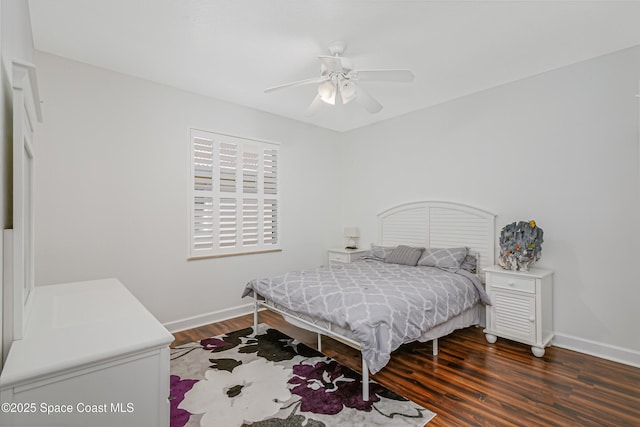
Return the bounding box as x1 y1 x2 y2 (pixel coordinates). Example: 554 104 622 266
378 201 496 280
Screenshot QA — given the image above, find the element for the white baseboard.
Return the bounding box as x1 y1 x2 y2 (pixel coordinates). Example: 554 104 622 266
163 303 255 333
552 333 640 368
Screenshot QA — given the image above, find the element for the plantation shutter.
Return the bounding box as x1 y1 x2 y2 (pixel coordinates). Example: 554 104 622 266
189 129 280 258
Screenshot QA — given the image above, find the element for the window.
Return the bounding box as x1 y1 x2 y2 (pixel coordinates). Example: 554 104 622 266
189 129 280 259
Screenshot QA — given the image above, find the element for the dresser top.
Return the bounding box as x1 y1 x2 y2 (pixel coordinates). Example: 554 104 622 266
0 278 174 388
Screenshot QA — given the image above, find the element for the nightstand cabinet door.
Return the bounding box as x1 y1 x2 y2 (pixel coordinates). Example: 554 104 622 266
492 289 536 343
484 266 553 357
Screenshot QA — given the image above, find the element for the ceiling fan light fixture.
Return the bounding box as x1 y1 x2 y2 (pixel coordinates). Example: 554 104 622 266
340 79 357 104
318 80 336 105
264 41 414 115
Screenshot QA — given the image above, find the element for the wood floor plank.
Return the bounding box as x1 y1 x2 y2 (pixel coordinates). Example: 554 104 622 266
171 311 640 426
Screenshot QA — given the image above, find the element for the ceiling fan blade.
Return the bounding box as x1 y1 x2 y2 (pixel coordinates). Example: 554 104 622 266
264 76 327 93
355 85 383 114
305 94 324 116
318 55 343 73
351 69 414 82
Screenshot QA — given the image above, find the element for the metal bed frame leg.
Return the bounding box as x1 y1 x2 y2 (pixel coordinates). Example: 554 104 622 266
432 337 438 355
317 333 322 352
361 355 369 401
253 292 259 336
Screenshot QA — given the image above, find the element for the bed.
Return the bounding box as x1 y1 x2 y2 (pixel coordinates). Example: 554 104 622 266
243 201 496 400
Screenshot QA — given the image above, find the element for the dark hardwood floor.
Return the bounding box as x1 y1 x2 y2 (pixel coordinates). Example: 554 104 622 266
172 311 640 426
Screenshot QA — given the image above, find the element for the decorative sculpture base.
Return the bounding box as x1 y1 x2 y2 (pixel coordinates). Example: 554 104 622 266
497 254 535 272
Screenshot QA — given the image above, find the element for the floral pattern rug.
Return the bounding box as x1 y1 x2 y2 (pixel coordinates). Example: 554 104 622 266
170 324 435 427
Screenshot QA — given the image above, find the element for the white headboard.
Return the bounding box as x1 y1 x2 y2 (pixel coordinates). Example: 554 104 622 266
378 201 496 280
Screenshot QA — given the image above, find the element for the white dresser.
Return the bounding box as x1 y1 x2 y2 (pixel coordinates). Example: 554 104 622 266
483 266 553 357
0 278 174 426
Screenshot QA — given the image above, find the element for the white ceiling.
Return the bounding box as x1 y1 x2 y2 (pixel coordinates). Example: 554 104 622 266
28 0 640 132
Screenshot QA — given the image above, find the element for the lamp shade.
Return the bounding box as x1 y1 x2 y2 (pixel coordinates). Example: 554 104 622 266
340 80 357 104
318 80 336 105
344 227 360 238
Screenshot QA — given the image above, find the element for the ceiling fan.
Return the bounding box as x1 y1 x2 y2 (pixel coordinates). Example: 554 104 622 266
264 41 414 116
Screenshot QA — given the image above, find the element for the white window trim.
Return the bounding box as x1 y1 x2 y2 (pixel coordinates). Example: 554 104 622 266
188 129 281 259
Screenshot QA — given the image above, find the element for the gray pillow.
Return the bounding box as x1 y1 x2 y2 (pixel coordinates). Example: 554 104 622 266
384 245 425 266
460 254 477 273
418 247 468 268
363 245 396 261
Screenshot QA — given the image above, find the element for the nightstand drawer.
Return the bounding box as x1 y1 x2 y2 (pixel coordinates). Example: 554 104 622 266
328 249 367 266
490 274 535 293
329 252 349 263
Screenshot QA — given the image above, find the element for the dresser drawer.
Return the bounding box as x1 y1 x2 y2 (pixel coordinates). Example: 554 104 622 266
490 274 535 293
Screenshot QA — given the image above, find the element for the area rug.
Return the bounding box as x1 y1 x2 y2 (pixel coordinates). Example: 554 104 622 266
170 324 435 427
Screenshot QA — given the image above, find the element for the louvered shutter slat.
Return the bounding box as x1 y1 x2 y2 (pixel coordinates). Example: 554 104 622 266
192 196 214 250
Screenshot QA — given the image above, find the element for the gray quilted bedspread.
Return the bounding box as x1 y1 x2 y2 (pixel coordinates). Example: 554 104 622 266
243 259 489 374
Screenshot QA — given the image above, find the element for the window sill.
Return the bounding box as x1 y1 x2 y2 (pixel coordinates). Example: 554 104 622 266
188 248 282 261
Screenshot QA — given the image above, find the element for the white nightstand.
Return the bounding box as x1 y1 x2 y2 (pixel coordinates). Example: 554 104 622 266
328 248 368 266
483 265 553 357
